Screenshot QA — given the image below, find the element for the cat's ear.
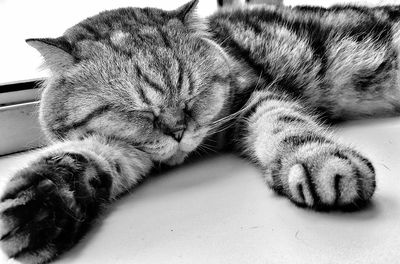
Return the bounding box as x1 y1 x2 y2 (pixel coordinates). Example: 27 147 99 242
175 0 199 24
174 0 208 36
26 37 75 73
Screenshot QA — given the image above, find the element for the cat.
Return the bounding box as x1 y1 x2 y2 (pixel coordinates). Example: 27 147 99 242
1 0 400 263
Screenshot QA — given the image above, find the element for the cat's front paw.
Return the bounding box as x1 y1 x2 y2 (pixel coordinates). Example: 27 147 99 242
0 153 108 264
268 143 376 211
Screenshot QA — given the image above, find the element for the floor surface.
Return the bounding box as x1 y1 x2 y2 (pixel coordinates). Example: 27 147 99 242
0 117 399 264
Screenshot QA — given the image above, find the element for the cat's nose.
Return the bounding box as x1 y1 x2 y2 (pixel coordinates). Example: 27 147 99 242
171 128 185 142
161 125 185 142
157 108 186 141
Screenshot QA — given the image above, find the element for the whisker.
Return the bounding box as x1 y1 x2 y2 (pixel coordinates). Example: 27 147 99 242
198 143 217 153
209 78 282 131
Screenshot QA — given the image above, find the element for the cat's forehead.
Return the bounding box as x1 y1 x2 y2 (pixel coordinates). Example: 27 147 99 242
65 6 181 45
59 4 212 106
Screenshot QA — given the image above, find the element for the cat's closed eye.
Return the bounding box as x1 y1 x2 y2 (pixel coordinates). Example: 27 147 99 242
131 109 155 123
184 104 194 119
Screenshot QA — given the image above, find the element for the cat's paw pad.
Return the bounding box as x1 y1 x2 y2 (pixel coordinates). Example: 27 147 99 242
282 146 375 211
0 154 93 264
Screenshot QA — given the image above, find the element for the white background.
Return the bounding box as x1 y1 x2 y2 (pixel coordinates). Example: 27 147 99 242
1 0 399 84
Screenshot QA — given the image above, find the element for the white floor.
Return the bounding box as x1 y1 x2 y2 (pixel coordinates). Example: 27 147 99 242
0 117 399 264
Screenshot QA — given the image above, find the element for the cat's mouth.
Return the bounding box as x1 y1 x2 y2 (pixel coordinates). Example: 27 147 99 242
164 150 188 166
143 143 188 165
145 131 204 165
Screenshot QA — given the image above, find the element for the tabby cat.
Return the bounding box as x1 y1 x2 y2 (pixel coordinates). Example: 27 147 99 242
1 0 399 263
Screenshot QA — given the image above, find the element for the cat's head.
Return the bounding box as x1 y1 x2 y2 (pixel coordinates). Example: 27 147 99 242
28 0 231 165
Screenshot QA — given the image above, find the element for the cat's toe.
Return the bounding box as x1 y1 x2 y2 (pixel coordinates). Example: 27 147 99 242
284 147 376 211
0 189 56 263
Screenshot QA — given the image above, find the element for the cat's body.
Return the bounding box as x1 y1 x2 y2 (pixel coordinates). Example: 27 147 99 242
211 4 400 120
0 1 399 263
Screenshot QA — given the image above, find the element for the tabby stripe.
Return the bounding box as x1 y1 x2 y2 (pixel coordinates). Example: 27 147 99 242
353 56 395 92
177 61 184 92
333 151 351 162
135 81 155 106
322 152 368 206
301 163 320 206
344 151 376 200
211 74 230 85
211 23 271 80
333 174 342 205
141 73 165 95
225 37 268 78
354 167 365 200
297 184 306 204
82 129 144 149
53 105 112 136
348 150 375 174
329 6 392 44
165 68 176 95
277 114 307 124
245 19 263 34
158 28 172 48
270 158 285 194
375 6 400 21
80 23 100 40
281 133 332 148
135 65 165 95
187 70 196 96
141 8 154 20
294 6 327 12
272 127 284 134
229 9 330 78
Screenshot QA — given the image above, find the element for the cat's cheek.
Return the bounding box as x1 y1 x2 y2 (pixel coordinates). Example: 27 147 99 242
148 143 179 162
179 134 205 153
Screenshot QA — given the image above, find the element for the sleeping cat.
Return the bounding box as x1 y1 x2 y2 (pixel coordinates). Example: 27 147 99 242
1 0 399 263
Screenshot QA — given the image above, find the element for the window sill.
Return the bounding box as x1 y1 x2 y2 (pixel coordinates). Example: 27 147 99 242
0 101 46 156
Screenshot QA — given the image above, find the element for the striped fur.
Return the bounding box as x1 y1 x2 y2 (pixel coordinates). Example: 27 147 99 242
1 0 399 262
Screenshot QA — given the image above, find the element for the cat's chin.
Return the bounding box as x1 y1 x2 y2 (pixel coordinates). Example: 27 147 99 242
164 150 188 166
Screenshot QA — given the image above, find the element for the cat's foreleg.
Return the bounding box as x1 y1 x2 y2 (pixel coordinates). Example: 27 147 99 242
0 135 152 264
237 89 376 211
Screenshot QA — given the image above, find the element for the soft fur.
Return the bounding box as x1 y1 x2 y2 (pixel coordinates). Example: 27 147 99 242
1 1 400 263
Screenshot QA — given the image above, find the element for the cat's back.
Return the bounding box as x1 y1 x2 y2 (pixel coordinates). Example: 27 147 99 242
208 5 397 47
208 5 400 109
